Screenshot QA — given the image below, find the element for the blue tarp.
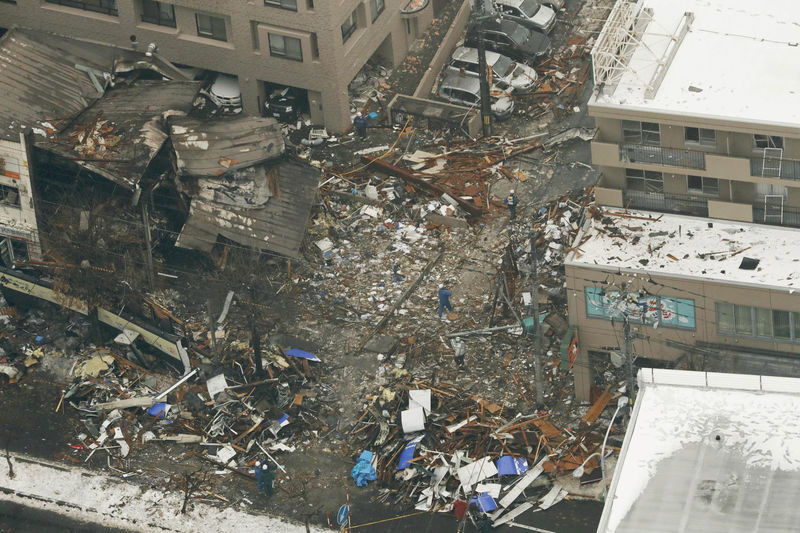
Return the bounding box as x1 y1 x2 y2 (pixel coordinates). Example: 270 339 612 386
496 456 529 476
147 402 168 418
470 493 498 513
351 450 377 487
397 435 424 469
285 348 321 362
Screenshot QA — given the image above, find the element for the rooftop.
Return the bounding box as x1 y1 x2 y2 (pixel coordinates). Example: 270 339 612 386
599 369 800 532
565 208 800 291
589 0 800 130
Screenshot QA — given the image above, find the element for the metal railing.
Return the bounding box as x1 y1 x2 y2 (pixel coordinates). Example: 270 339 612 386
750 157 800 180
620 143 706 170
752 203 800 229
622 190 709 217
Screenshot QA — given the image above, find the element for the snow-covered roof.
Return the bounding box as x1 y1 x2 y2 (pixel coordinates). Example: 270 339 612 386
598 369 800 533
589 0 800 129
565 208 800 291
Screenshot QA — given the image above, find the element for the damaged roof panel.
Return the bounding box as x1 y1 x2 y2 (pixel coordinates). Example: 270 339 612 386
169 116 285 177
42 80 201 190
176 159 318 258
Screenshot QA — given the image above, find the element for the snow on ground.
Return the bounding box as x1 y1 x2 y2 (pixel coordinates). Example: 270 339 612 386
0 453 326 532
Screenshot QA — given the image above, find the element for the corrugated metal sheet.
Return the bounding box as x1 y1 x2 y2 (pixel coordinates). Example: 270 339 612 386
169 116 285 177
42 81 201 190
177 159 319 258
0 30 104 142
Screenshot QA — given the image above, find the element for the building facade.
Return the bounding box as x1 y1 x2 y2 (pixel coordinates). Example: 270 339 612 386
0 0 435 131
0 133 42 266
564 209 800 401
588 0 800 228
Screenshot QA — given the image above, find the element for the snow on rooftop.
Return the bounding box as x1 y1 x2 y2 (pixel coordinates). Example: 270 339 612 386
566 208 800 290
601 370 800 532
590 0 800 128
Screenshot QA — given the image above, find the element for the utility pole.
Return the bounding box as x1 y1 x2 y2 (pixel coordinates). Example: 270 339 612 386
141 197 155 290
529 234 544 407
474 0 493 137
623 316 635 399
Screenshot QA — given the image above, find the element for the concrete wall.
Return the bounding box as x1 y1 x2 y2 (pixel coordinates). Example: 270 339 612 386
566 262 800 400
413 0 470 97
0 134 42 260
707 200 753 222
0 0 430 132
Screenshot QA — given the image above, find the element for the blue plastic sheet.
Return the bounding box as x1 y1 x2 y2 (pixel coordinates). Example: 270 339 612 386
496 456 529 476
351 450 377 487
285 348 321 362
147 402 168 418
470 493 498 513
397 435 424 469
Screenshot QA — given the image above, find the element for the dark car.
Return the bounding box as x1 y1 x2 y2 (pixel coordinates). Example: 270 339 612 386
265 87 300 122
464 19 550 62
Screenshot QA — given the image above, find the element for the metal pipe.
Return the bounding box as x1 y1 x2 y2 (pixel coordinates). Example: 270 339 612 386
155 368 198 400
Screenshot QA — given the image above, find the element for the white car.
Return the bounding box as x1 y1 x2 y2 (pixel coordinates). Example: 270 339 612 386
447 46 538 94
494 0 556 34
438 74 515 121
207 74 242 108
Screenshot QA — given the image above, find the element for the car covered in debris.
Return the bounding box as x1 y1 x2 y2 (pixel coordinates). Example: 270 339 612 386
494 0 557 34
464 19 551 62
446 46 538 94
206 74 242 109
437 73 514 121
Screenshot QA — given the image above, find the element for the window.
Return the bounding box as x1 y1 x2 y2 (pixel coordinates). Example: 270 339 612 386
268 33 303 61
196 13 227 41
717 303 734 333
371 0 385 21
341 10 357 42
718 303 800 343
622 120 660 145
625 168 663 193
141 0 175 27
264 0 297 10
754 134 783 150
45 0 117 15
755 307 772 337
307 0 314 7
773 310 791 339
734 304 753 335
0 184 20 208
310 32 319 58
687 175 719 196
684 127 715 146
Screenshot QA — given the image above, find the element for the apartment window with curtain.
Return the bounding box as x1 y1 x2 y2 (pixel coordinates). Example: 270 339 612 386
622 120 660 145
371 0 385 21
625 168 663 193
45 0 118 15
341 10 357 42
196 13 227 41
141 0 175 27
269 33 303 61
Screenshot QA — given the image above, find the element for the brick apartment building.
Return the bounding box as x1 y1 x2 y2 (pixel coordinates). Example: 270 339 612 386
588 0 800 227
0 0 435 131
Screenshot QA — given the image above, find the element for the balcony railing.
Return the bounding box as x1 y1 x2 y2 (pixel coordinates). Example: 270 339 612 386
620 143 706 171
622 190 709 218
750 157 800 180
752 203 800 229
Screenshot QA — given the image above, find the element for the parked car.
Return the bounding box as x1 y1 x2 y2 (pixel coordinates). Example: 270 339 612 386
464 19 551 62
493 0 556 34
206 74 242 108
446 46 538 94
437 73 514 121
265 87 301 122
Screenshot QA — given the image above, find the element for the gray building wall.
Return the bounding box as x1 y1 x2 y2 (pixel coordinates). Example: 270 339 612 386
0 0 435 131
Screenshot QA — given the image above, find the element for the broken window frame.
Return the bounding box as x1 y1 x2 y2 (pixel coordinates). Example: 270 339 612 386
686 175 718 196
264 0 297 11
622 120 660 145
625 168 663 193
684 127 716 147
268 33 303 61
45 0 118 16
753 134 783 150
0 183 20 208
371 0 385 22
0 237 28 268
341 10 358 43
196 13 227 41
140 0 175 27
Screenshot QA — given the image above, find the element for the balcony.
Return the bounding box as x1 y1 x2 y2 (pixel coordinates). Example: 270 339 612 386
622 190 709 218
619 143 705 171
750 157 800 180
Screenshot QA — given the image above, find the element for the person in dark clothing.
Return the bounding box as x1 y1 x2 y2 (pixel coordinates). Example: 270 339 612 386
353 112 368 138
504 189 519 220
261 463 275 496
438 284 453 318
